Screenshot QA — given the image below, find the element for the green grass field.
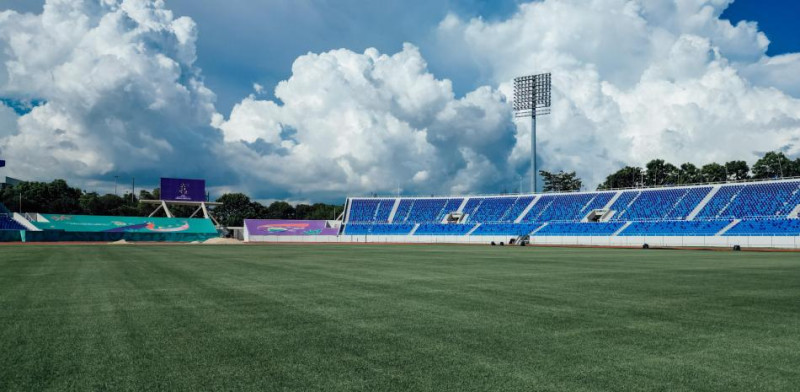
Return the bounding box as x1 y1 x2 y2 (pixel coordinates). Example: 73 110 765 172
1 244 799 391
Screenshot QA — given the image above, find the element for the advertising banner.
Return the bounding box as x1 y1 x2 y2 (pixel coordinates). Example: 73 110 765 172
37 214 217 234
0 159 5 167
161 178 206 202
245 220 339 236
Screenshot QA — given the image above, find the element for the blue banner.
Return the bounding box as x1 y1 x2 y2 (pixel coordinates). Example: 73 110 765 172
160 178 206 202
0 159 5 168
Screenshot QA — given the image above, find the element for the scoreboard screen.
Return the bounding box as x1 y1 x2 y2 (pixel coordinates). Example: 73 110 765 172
160 178 206 202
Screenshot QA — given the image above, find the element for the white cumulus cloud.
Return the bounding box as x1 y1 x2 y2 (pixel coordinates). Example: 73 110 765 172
437 0 800 187
0 0 223 185
216 44 518 199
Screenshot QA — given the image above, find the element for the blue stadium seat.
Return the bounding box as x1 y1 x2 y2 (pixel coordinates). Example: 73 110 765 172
697 181 800 220
0 217 26 231
463 197 517 223
613 187 711 221
534 222 625 236
345 180 800 237
393 198 463 223
0 203 25 231
471 223 542 236
523 192 615 222
414 223 476 235
724 219 800 236
348 199 395 223
344 223 414 235
620 220 732 236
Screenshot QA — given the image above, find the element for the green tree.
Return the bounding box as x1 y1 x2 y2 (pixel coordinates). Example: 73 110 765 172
645 159 679 186
700 163 726 183
79 192 102 215
677 163 702 184
99 194 127 215
540 170 582 192
597 166 644 190
266 201 295 219
307 203 343 220
724 160 750 181
752 151 797 179
0 179 83 214
214 193 263 227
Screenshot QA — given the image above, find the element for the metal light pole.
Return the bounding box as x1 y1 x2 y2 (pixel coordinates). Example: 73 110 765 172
513 73 551 193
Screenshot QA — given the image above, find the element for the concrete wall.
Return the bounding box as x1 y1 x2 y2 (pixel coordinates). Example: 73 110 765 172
247 235 514 244
246 234 800 248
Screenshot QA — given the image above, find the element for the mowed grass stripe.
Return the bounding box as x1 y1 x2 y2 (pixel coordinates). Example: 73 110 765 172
0 245 798 391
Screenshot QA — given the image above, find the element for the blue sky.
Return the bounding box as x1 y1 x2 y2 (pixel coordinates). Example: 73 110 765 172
722 0 800 56
1 0 799 201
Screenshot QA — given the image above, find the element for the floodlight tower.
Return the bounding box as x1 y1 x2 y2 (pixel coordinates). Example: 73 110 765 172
513 73 551 193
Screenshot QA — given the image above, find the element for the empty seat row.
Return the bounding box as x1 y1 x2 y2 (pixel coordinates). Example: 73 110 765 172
724 219 800 236
534 222 626 236
471 223 543 236
620 220 732 236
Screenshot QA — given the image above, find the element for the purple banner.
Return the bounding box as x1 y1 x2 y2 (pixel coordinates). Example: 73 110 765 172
161 178 206 202
245 220 339 236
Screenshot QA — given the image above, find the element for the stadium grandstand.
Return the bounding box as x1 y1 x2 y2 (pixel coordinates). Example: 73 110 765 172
267 178 800 248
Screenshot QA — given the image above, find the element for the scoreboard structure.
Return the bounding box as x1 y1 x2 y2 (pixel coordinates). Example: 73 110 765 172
141 177 221 226
160 177 206 202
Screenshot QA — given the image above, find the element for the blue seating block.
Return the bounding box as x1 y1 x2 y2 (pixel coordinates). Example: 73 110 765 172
348 199 395 223
724 219 800 236
344 223 414 235
524 192 614 223
471 223 542 236
666 187 712 220
414 223 476 235
0 216 25 231
345 181 800 237
534 222 625 236
464 197 515 223
620 220 731 236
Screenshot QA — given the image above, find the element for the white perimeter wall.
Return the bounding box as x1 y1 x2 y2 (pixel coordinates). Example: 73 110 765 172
246 234 800 248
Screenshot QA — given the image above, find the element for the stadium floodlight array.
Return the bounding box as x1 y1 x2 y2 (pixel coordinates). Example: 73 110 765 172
513 73 551 193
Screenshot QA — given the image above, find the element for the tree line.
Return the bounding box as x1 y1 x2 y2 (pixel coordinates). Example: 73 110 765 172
540 151 800 192
1 151 797 222
0 181 341 227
